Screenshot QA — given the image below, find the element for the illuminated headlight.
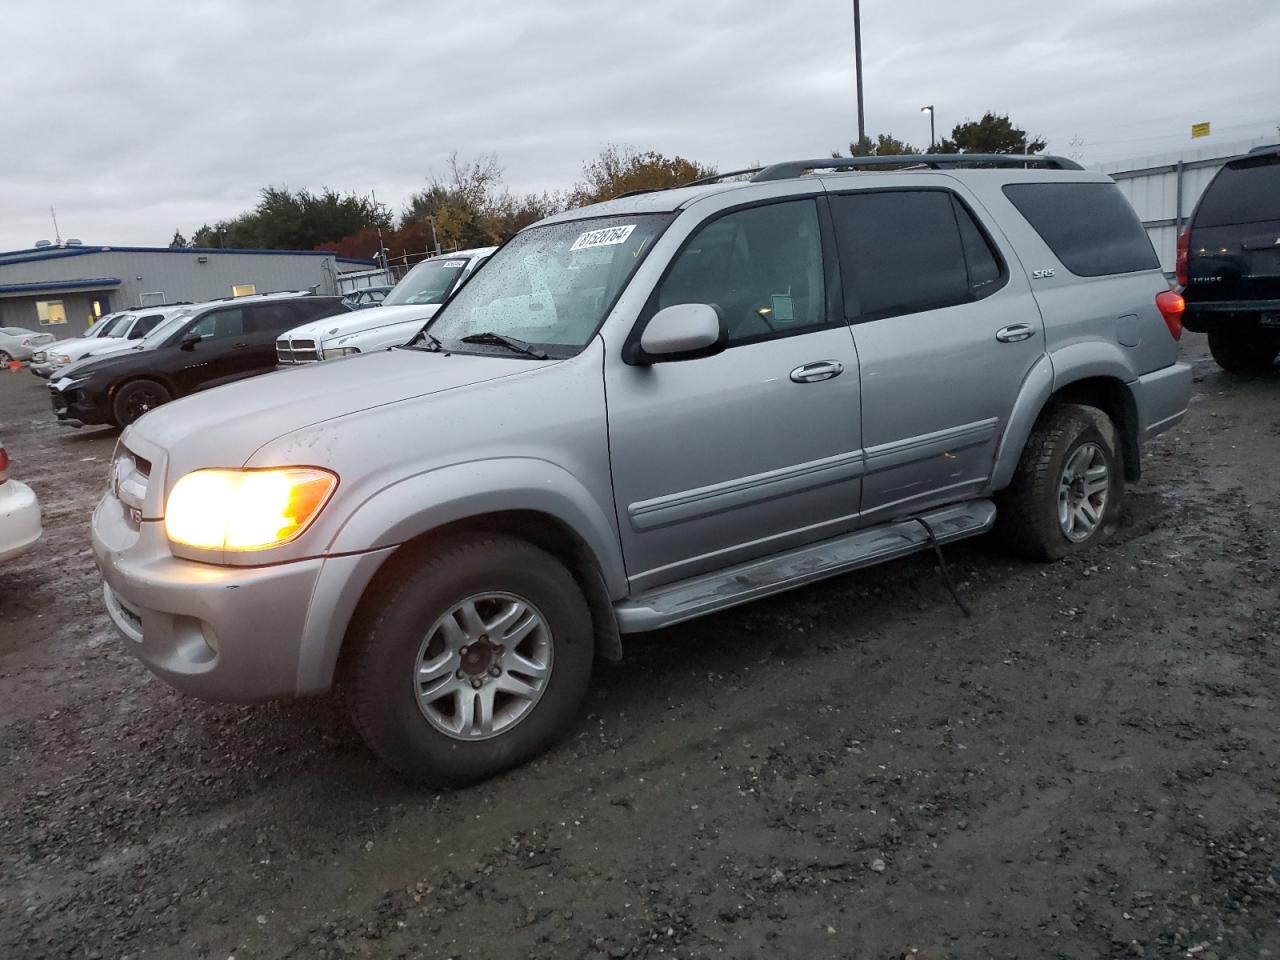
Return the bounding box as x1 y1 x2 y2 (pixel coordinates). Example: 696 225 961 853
322 346 360 360
164 468 337 551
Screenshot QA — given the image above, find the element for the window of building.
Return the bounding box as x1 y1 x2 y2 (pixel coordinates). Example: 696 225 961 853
35 300 67 325
231 283 257 298
1002 182 1159 277
829 189 1005 321
651 198 828 345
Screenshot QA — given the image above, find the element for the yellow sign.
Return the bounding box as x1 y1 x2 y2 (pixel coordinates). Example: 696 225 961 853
1191 121 1211 139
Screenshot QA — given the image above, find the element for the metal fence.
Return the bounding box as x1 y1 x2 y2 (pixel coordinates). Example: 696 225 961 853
334 244 470 295
1094 135 1276 272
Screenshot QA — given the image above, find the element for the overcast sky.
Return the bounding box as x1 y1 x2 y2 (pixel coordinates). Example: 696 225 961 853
2 0 1277 250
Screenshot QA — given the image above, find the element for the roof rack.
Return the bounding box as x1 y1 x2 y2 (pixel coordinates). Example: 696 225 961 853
750 153 1083 182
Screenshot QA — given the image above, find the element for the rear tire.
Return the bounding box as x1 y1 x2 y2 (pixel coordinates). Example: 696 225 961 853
345 534 594 786
997 403 1123 562
1207 330 1280 373
111 379 171 426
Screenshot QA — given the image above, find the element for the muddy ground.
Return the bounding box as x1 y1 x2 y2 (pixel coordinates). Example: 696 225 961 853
1 336 1277 960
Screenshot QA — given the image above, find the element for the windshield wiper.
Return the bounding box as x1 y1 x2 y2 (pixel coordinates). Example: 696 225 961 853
459 331 549 360
399 332 445 353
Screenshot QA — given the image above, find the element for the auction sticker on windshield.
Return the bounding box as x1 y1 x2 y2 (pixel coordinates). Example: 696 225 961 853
570 224 636 251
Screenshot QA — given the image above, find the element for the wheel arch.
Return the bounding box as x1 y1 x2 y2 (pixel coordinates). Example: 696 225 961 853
993 355 1142 490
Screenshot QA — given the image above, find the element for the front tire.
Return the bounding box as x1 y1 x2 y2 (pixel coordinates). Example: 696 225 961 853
0 350 12 364
346 534 594 786
997 403 1123 561
1207 330 1280 373
112 379 172 426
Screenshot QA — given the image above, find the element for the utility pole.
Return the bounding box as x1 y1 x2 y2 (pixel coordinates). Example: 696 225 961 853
853 0 866 144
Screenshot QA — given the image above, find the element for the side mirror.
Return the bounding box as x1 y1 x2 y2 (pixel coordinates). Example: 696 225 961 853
632 303 726 364
179 332 201 351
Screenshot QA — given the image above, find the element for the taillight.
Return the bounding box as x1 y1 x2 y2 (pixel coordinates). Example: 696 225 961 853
1156 290 1185 341
0 446 9 484
1175 227 1190 287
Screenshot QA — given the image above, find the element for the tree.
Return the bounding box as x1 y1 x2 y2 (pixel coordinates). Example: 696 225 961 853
569 145 715 206
935 112 1045 154
837 133 920 157
186 187 391 251
401 153 562 251
169 230 188 248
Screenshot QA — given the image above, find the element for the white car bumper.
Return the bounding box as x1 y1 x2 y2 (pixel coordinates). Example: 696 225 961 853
0 479 42 562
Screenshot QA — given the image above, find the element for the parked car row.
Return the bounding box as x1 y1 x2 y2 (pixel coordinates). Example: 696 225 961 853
87 153 1202 786
30 306 185 378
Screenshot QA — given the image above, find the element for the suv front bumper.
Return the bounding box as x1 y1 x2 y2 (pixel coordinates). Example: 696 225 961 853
91 493 394 703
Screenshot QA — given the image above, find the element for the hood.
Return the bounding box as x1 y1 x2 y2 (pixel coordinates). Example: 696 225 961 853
281 303 441 343
58 336 127 360
59 343 150 381
127 347 557 465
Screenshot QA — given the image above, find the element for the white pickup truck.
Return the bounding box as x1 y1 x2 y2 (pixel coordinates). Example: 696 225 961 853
276 247 496 364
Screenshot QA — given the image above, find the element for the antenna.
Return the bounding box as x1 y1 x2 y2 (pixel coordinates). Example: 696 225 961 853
50 207 62 245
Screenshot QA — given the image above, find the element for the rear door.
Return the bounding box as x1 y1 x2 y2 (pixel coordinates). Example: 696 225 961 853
827 184 1045 523
242 302 307 371
1187 152 1280 307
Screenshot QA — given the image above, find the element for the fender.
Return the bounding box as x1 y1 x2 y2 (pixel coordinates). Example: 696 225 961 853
327 457 628 596
990 342 1139 490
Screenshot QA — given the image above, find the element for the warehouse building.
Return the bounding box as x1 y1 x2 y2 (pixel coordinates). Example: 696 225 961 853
0 244 376 337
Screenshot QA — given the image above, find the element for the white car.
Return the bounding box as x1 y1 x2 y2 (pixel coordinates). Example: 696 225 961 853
0 327 56 364
30 307 185 379
276 247 496 363
0 440 41 563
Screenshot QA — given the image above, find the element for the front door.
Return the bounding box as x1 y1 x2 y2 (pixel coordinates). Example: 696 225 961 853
172 306 253 394
605 197 863 592
826 185 1046 522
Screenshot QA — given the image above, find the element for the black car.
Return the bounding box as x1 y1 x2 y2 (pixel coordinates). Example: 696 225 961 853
1179 144 1280 372
50 293 348 427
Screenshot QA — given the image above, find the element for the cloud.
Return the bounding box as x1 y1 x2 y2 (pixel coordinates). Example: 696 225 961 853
1 0 1275 248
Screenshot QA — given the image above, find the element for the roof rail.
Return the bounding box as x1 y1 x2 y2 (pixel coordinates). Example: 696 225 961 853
751 153 1083 182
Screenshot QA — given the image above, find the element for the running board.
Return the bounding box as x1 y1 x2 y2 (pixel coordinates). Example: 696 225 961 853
614 499 996 633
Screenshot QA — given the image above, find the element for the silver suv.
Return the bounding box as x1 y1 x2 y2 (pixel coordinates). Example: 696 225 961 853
92 155 1192 785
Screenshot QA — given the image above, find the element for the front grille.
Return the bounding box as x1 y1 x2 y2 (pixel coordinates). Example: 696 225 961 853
49 386 69 414
276 337 321 364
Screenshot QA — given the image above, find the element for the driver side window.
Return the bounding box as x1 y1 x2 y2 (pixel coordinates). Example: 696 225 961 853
653 199 828 345
186 308 244 341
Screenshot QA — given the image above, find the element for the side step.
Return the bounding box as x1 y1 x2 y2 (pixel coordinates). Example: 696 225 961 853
614 500 996 633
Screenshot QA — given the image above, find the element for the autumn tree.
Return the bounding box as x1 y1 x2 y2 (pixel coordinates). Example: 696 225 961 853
569 145 715 206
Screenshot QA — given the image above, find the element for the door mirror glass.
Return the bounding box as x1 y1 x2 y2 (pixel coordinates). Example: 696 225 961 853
637 303 725 363
179 332 201 350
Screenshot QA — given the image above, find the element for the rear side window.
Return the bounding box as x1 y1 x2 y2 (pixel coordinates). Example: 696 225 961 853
248 303 300 333
1194 155 1280 228
1003 182 1158 277
130 314 164 338
829 189 1005 321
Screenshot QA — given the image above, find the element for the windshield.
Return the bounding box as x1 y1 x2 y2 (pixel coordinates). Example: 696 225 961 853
425 215 672 356
382 258 471 307
93 314 130 338
139 309 195 348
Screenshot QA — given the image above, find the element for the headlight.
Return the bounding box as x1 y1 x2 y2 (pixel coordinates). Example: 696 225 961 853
164 468 337 551
54 355 72 365
322 346 360 360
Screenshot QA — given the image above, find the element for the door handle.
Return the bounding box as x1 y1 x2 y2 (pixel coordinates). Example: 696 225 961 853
790 360 844 383
995 324 1035 343
233 342 250 349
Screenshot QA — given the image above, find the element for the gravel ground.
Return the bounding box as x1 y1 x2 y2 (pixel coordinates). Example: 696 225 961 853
1 336 1278 960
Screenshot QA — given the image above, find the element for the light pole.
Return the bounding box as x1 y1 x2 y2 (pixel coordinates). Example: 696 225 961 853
853 0 865 145
921 105 936 149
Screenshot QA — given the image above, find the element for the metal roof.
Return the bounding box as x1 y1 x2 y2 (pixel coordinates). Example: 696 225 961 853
0 245 377 267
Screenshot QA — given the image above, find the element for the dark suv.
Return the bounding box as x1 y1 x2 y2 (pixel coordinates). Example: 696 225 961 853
50 292 348 427
1179 144 1280 372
